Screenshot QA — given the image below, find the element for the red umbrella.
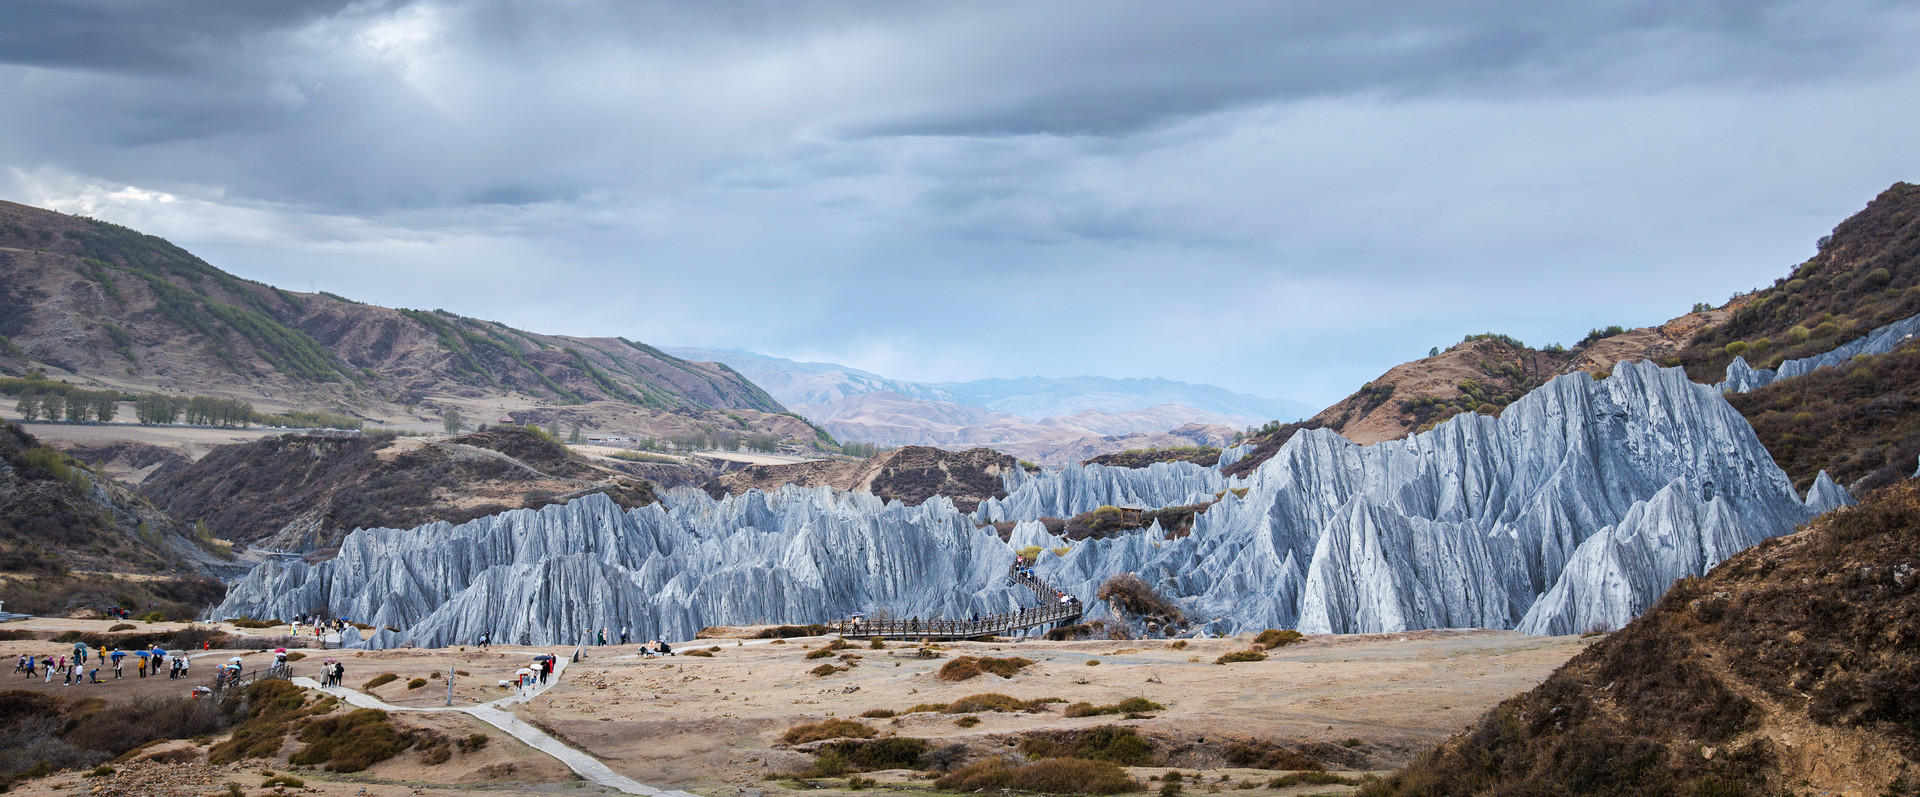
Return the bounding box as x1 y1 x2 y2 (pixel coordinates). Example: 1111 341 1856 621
273 648 287 653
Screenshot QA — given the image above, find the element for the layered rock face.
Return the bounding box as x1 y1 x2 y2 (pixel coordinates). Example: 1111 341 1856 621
1719 312 1920 392
213 362 1847 645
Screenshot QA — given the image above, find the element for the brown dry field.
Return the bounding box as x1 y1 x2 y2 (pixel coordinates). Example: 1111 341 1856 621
0 621 1590 796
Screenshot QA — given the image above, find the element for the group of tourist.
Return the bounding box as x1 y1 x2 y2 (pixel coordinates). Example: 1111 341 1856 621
289 614 354 639
14 643 186 685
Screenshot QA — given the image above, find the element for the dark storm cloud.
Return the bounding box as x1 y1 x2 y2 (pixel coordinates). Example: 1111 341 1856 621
2 1 1917 403
0 1 365 73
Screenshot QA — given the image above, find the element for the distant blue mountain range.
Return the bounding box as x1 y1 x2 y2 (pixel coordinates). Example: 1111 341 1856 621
664 347 1315 423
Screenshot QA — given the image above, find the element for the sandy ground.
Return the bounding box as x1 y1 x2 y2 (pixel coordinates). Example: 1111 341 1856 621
0 621 1590 796
518 629 1589 794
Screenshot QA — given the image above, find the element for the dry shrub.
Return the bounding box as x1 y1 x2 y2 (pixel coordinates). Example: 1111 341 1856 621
406 678 428 690
936 757 1138 794
820 737 927 771
684 649 714 658
955 715 980 728
858 709 896 719
1253 629 1303 649
810 663 848 677
805 648 835 660
458 733 489 753
782 719 877 745
934 759 1016 791
1018 725 1154 766
65 694 226 758
1097 574 1184 624
1215 649 1266 665
1065 697 1163 718
1012 757 1139 794
1046 622 1097 641
106 624 134 633
945 693 1027 714
938 656 1032 682
288 709 412 772
1223 740 1325 771
362 673 398 689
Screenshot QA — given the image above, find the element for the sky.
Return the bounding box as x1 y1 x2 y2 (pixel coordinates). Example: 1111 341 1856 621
2 1 1918 408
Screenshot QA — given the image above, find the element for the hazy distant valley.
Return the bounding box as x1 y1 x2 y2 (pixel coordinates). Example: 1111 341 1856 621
667 347 1312 465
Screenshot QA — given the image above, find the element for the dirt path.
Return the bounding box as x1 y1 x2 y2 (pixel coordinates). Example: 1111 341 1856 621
292 656 697 797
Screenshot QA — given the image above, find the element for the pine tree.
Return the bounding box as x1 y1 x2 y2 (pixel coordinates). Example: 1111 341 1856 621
14 392 38 420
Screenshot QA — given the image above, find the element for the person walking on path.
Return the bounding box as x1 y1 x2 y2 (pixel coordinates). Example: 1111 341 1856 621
620 627 630 645
597 628 606 647
111 650 123 680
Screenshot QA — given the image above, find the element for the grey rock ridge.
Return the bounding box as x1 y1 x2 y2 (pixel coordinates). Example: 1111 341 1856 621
212 488 1031 648
1718 311 1920 392
212 362 1847 645
973 459 1232 523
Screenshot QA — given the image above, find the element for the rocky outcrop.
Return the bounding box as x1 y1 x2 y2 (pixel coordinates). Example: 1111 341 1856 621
1719 311 1920 392
211 362 1846 645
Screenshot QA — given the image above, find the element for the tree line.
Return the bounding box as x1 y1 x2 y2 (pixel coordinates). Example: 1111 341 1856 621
11 386 360 430
13 389 121 423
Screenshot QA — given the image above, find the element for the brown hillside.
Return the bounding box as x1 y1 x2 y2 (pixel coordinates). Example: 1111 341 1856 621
1680 181 1920 381
0 200 815 447
1362 479 1920 797
1728 340 1920 494
0 423 229 618
701 446 1015 512
139 427 666 552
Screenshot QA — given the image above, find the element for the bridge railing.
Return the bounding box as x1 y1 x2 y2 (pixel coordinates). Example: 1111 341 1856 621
835 563 1083 639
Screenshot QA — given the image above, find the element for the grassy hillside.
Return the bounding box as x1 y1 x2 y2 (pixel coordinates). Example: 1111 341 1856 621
140 426 662 552
1680 182 1920 382
1728 340 1920 493
0 200 791 428
0 423 228 618
1361 479 1920 796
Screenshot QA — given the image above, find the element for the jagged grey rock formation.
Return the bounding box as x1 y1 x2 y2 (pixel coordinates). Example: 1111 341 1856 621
974 460 1227 522
213 488 1030 648
1033 361 1847 636
212 362 1848 645
1719 312 1920 392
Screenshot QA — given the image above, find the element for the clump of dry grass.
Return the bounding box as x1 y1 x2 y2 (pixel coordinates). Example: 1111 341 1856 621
1253 629 1303 649
938 655 1034 682
782 719 878 745
1215 649 1267 664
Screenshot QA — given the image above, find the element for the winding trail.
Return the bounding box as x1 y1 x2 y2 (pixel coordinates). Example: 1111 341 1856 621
291 654 695 797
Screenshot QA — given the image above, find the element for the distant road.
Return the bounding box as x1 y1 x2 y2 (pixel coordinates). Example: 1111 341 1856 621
690 450 822 466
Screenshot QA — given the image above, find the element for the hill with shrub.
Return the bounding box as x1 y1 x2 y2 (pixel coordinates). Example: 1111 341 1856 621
1679 182 1920 382
139 426 663 552
1360 478 1920 796
1232 182 1920 492
701 445 1018 513
0 422 230 618
0 199 823 449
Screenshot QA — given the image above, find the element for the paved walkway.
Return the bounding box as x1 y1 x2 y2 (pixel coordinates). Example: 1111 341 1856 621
291 657 695 797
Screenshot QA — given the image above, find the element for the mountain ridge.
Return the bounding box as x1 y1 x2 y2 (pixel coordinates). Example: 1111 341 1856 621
0 200 819 448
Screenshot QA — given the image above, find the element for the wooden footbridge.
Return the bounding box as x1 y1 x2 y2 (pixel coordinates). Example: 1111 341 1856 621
834 562 1082 641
